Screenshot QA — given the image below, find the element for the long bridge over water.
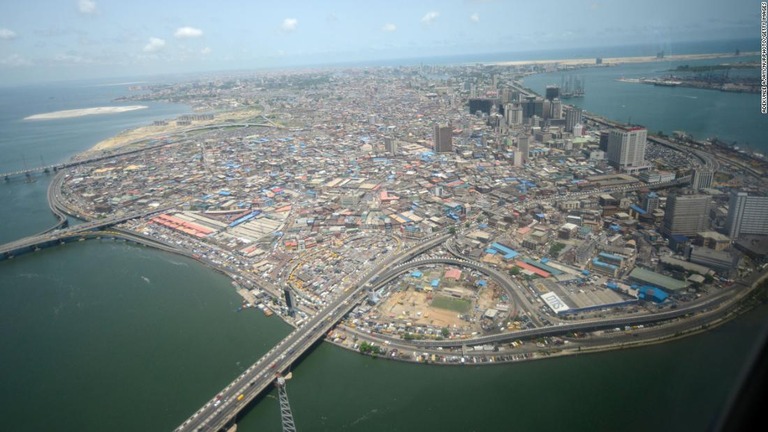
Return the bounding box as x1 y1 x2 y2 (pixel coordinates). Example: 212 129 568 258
0 207 171 260
174 233 451 432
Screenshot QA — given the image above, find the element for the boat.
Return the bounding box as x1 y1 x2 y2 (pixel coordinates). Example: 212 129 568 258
263 306 274 316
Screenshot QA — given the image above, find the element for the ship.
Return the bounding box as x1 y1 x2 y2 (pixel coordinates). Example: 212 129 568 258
561 75 585 98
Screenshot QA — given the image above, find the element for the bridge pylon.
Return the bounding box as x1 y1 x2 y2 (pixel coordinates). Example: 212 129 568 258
276 375 297 432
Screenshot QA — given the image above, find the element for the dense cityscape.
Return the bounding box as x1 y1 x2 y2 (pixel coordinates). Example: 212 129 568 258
2 54 767 430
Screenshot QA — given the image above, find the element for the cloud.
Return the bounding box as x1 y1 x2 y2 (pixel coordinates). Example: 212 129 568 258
143 37 166 52
470 13 480 23
78 0 96 14
201 47 212 55
0 54 31 67
175 26 203 38
421 11 439 25
281 18 298 32
0 28 17 40
382 23 397 32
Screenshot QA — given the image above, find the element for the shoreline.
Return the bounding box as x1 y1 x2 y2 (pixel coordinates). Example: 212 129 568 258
490 51 758 68
24 105 147 121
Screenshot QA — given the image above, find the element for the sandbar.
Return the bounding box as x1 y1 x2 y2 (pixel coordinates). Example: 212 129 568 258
24 105 148 121
491 51 759 68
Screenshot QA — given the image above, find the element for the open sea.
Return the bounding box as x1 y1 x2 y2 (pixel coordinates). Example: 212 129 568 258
1 41 767 431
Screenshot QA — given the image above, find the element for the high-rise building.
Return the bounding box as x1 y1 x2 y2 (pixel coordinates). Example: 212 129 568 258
725 191 768 238
662 193 711 237
384 137 397 156
565 107 583 132
517 135 530 163
545 85 560 101
551 98 562 120
505 103 523 126
599 131 610 151
691 168 714 190
607 127 647 171
642 191 660 212
433 124 453 153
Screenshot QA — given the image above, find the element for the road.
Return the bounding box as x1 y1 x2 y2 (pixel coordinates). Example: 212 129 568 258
175 234 450 432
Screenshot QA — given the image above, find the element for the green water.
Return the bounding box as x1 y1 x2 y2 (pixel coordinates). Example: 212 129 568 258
0 241 290 431
238 307 766 432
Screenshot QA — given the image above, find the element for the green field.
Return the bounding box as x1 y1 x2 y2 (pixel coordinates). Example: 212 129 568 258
431 296 471 313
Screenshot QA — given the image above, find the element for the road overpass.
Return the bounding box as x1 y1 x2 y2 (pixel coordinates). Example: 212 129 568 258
0 207 171 260
174 234 450 432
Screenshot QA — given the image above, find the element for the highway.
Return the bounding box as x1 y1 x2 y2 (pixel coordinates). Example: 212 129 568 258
174 233 450 432
0 207 172 256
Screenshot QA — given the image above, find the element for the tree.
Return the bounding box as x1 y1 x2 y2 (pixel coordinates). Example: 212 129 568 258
448 226 457 235
441 327 450 338
508 267 521 276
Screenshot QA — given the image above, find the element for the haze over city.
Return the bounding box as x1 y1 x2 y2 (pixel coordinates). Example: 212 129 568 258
0 0 758 83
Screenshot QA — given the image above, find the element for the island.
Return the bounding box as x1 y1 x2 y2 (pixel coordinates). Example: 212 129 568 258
3 55 768 379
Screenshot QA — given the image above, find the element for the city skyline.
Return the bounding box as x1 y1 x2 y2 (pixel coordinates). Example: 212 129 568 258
0 0 759 84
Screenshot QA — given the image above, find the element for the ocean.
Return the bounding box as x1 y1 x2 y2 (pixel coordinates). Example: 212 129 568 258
521 54 766 152
1 42 766 431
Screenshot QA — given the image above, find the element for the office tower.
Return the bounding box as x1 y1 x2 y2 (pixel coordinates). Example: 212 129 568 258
662 193 711 236
691 168 714 190
545 85 560 101
517 135 530 163
551 98 562 119
565 107 583 132
572 124 583 137
599 131 610 151
384 137 397 156
607 127 647 170
433 124 453 153
508 105 523 126
542 99 551 119
468 98 495 116
726 191 768 238
522 96 544 119
642 191 660 212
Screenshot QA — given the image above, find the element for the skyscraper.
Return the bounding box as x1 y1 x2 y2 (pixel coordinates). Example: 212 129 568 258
517 135 530 163
433 124 453 153
725 191 768 238
691 168 714 190
545 85 560 101
607 127 647 171
384 137 397 156
662 193 711 237
565 107 583 132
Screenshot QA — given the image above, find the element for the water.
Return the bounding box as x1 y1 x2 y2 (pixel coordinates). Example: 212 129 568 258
0 242 290 432
521 55 767 152
1 49 766 431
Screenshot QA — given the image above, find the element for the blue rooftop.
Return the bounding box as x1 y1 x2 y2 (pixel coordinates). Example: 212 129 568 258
489 242 519 260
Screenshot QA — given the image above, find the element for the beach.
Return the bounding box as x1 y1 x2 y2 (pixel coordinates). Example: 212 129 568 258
24 105 148 120
491 51 758 67
83 109 264 155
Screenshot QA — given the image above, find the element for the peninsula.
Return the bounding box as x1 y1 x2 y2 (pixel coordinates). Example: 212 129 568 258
24 105 147 121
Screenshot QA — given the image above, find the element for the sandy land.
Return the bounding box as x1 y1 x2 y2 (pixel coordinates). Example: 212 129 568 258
24 105 148 120
84 109 264 155
492 51 759 68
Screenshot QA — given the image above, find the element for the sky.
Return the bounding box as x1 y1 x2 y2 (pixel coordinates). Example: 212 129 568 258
0 0 759 84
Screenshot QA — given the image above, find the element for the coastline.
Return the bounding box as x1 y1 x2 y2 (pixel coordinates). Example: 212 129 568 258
24 105 147 121
42 57 768 367
83 108 262 155
490 51 758 68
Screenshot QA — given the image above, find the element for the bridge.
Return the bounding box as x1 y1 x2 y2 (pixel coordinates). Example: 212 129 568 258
0 207 171 260
174 233 450 432
1 122 277 181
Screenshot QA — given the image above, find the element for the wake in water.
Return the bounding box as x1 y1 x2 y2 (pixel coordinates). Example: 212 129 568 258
141 276 151 284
